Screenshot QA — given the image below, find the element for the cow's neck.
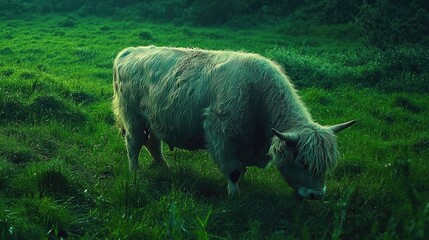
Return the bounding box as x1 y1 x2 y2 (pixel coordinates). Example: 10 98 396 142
262 75 314 133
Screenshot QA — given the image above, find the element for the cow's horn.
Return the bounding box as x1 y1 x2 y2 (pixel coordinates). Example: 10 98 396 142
329 120 356 133
272 128 299 144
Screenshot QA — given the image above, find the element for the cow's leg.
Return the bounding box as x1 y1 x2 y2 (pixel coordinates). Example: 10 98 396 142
125 127 147 170
145 132 168 167
209 146 243 196
204 118 243 196
226 168 242 196
241 165 247 179
207 140 242 196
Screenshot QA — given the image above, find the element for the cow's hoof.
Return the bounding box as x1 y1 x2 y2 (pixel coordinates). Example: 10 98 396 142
151 160 170 169
294 192 304 201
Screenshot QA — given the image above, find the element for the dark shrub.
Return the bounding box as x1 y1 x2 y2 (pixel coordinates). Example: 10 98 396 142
297 0 364 24
374 44 429 93
51 0 85 12
0 0 23 18
78 0 115 16
137 0 187 23
185 0 241 25
382 44 429 74
356 0 429 49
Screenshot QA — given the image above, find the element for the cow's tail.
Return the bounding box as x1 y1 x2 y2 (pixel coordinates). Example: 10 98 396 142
112 57 126 137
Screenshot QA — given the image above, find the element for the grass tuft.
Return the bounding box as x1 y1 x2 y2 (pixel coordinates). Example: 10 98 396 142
166 202 187 239
19 71 37 80
31 95 65 113
1 149 35 164
58 17 76 28
30 95 86 124
0 99 28 123
73 48 97 62
109 167 150 209
138 30 154 40
99 26 111 31
35 167 70 196
53 31 65 36
14 160 72 198
391 94 422 113
0 134 37 164
69 91 96 105
1 68 14 77
412 137 429 154
21 197 73 238
0 47 13 55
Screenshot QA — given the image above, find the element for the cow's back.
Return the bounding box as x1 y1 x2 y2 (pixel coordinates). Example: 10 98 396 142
114 46 278 150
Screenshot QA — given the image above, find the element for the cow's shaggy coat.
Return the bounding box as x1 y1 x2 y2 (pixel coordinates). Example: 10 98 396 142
113 46 354 198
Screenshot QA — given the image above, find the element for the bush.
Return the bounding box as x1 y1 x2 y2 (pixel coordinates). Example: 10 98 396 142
296 0 364 24
133 0 187 23
382 44 429 74
172 0 304 25
185 0 241 25
0 0 23 19
51 0 85 12
356 0 429 49
375 44 429 93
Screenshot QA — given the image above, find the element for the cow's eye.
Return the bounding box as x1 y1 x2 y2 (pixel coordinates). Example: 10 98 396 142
302 161 310 170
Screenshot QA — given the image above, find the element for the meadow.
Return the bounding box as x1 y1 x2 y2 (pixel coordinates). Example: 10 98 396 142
0 11 428 240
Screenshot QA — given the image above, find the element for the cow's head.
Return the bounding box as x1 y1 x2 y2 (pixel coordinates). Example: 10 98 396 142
269 120 355 200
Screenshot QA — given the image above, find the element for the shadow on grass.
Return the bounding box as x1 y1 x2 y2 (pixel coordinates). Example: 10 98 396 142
133 161 330 238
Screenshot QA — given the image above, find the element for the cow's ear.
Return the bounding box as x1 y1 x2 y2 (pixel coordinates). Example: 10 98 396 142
329 120 356 133
272 128 299 144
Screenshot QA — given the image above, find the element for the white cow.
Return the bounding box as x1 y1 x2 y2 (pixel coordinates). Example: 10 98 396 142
112 46 355 199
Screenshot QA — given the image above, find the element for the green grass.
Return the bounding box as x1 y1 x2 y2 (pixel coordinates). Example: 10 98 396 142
1 14 428 239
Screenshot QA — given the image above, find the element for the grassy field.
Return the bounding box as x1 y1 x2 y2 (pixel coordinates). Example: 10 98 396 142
0 14 428 239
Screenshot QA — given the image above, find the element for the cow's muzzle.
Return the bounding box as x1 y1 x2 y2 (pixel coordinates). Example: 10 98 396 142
296 186 326 200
